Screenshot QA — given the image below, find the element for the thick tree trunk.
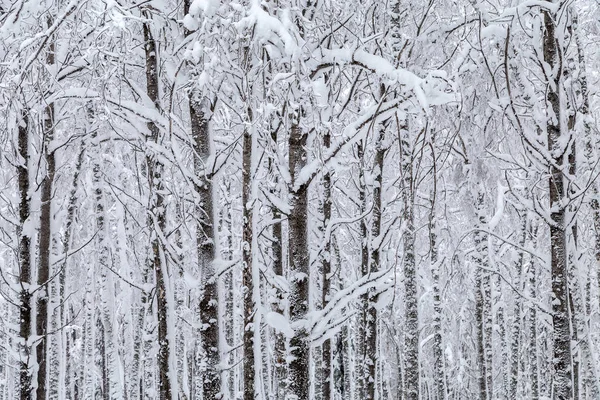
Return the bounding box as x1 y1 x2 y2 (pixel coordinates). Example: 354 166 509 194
142 16 171 400
183 1 220 396
542 9 573 400
539 9 573 400
190 61 220 400
17 110 32 400
288 120 310 400
242 114 255 400
400 125 419 400
36 24 58 396
364 126 386 400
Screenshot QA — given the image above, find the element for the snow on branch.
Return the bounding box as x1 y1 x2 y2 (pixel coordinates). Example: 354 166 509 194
307 267 393 342
235 0 300 57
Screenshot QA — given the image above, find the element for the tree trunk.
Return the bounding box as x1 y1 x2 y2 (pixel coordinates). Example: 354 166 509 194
288 120 310 400
189 53 220 400
242 110 255 400
182 1 220 396
142 15 171 400
509 218 527 399
92 126 121 400
400 124 419 400
321 130 332 400
269 126 286 400
357 140 369 400
83 257 97 400
49 144 85 400
528 256 539 400
36 27 57 399
473 191 491 400
574 12 600 398
222 182 236 400
429 144 445 400
365 125 386 400
17 109 32 400
542 9 573 400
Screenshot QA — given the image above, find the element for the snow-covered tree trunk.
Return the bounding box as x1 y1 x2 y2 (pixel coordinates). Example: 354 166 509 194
542 8 573 399
36 25 57 400
49 143 84 400
83 254 97 400
182 0 221 395
400 124 419 400
429 143 445 400
288 119 310 400
192 95 220 400
473 190 491 400
528 262 539 400
364 124 386 400
356 138 369 400
142 14 171 400
574 12 600 398
321 129 332 400
220 181 236 400
269 123 286 400
509 218 526 399
92 126 122 400
242 104 255 400
17 109 32 400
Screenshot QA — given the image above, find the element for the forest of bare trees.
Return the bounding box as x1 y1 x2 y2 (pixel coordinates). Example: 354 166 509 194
1 0 600 399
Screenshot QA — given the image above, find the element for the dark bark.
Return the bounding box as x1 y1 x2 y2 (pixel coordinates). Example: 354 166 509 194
542 9 572 400
473 191 492 400
242 114 255 400
18 110 32 400
400 125 419 400
288 121 310 400
190 64 220 400
357 140 369 400
183 1 220 397
364 126 386 400
332 237 348 400
321 130 332 400
142 16 172 400
270 125 286 400
37 93 55 400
